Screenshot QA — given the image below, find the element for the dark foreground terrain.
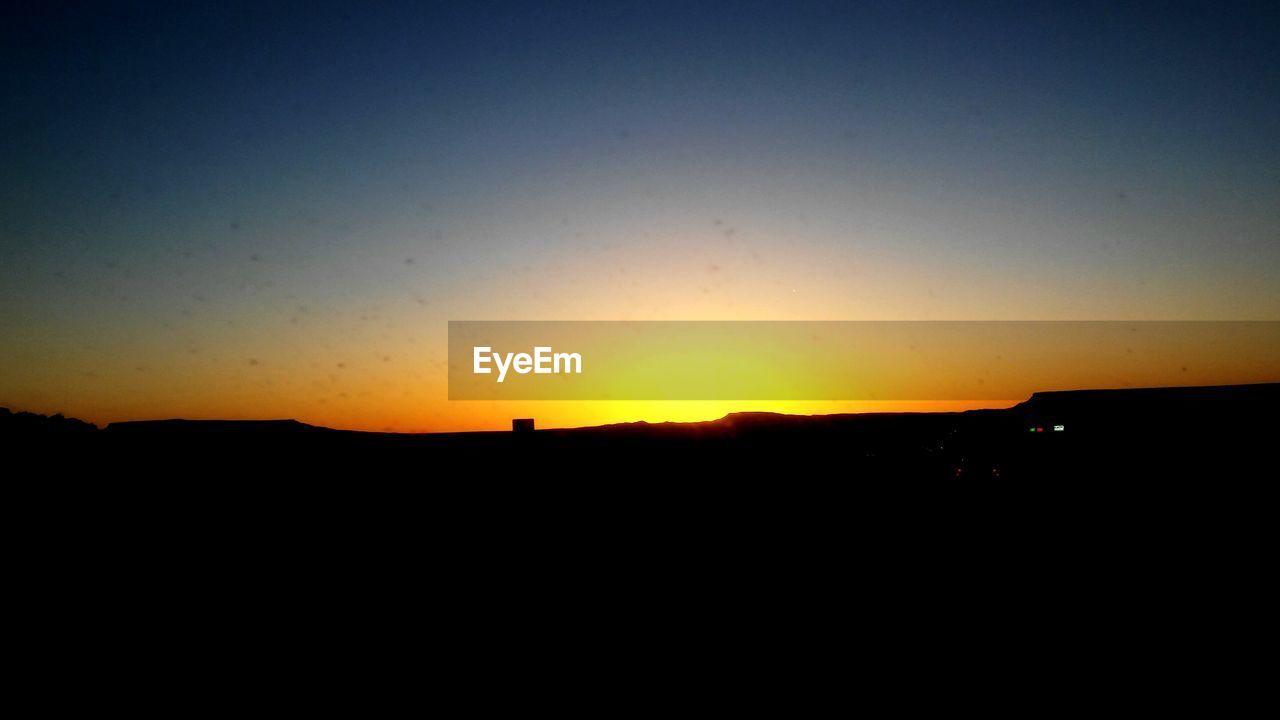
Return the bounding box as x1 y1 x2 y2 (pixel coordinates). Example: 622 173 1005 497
5 383 1275 481
8 385 1273 656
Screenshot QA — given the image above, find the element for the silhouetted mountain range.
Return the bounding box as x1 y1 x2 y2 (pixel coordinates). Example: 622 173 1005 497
6 382 1275 480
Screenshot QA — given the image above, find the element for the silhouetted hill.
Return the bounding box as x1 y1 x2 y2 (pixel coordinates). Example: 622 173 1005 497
106 418 327 435
0 407 96 434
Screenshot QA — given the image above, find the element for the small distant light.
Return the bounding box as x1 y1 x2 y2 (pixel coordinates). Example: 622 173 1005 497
1054 425 1065 432
1029 427 1037 432
1036 427 1044 433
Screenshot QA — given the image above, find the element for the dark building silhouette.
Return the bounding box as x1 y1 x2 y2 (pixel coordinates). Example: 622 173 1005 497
513 418 535 433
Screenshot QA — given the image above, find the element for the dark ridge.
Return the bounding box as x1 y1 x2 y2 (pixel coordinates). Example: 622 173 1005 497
105 418 326 434
6 382 1276 440
1017 382 1279 408
4 382 1275 480
1014 383 1279 424
0 407 97 433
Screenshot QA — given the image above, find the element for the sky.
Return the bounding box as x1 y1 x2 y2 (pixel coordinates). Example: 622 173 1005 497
2 1 1278 431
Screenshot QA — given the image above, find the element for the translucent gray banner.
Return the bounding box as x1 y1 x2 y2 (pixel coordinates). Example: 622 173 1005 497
448 321 1280 400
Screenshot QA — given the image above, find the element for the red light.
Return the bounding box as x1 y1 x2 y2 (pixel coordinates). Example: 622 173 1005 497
1036 427 1044 432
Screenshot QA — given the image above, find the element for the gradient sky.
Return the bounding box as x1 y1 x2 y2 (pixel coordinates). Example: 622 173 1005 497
3 1 1278 430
